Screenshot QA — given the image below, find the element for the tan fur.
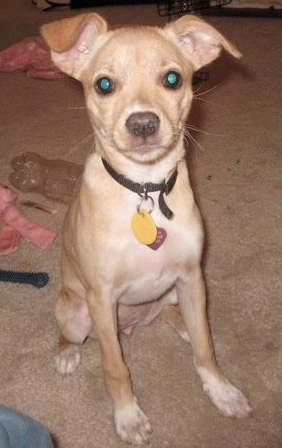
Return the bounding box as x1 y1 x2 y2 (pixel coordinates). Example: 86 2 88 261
42 14 251 444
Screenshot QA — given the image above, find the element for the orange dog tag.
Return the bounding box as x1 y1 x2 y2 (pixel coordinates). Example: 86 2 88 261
131 209 157 245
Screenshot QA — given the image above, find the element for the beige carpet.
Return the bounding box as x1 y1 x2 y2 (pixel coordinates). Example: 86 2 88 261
0 1 281 447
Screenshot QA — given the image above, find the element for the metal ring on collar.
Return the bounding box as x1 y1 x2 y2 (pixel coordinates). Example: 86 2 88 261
137 195 154 214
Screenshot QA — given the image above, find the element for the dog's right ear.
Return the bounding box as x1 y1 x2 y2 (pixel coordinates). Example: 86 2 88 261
41 13 108 80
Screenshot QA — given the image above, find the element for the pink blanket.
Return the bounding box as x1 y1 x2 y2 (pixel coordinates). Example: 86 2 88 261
0 184 56 255
0 36 67 80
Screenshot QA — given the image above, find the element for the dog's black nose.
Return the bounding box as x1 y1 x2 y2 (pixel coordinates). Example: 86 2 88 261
126 112 160 139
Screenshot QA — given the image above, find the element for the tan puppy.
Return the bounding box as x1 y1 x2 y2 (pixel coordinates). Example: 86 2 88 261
42 14 251 444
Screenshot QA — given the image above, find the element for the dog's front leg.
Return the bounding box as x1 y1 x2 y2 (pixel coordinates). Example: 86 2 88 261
87 290 151 445
177 267 252 418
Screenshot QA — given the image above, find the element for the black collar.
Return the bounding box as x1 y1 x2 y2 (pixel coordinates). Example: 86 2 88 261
102 158 178 219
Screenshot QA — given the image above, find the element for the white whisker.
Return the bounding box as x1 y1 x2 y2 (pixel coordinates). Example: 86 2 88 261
193 83 221 98
172 123 205 154
64 106 87 110
184 124 224 138
49 105 87 111
184 130 205 153
66 133 95 157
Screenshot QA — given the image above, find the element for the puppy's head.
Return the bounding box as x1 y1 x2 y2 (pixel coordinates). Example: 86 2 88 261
42 14 240 165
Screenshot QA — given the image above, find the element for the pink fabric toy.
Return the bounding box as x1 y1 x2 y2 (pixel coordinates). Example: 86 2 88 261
0 184 56 255
0 36 67 80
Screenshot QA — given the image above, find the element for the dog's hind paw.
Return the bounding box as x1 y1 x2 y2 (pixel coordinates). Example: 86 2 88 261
201 373 252 418
54 344 81 375
114 398 151 445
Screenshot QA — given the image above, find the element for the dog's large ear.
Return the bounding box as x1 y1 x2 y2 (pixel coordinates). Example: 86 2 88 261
164 15 241 71
41 13 108 80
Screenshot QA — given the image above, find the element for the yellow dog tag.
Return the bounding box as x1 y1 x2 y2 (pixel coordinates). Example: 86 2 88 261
131 209 157 245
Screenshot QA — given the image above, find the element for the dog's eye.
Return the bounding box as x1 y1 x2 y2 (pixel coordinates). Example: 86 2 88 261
163 71 182 89
95 77 114 95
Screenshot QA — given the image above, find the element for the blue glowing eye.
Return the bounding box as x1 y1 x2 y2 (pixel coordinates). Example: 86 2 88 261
96 77 114 94
163 71 182 89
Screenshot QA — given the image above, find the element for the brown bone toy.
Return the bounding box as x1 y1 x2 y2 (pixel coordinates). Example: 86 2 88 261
9 152 83 203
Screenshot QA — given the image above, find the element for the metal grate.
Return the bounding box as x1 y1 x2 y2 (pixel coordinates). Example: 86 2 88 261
157 0 232 16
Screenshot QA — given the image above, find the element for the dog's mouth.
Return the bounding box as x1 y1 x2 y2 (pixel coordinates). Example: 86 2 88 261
121 141 170 163
115 133 179 164
126 142 162 154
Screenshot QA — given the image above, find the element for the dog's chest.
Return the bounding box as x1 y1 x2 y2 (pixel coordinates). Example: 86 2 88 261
108 205 202 305
117 250 180 305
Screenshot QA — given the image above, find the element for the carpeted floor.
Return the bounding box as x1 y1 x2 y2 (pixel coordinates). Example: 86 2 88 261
0 1 281 447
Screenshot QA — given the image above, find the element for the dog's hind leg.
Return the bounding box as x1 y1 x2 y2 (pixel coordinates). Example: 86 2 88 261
54 288 92 374
54 290 92 375
53 245 94 375
54 248 94 375
161 305 190 342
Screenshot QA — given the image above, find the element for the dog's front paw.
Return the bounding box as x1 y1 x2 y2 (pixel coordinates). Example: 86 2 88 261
54 344 81 375
203 375 252 418
114 398 151 445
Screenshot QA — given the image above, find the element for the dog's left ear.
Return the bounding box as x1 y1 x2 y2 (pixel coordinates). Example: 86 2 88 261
164 15 241 71
41 13 108 80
